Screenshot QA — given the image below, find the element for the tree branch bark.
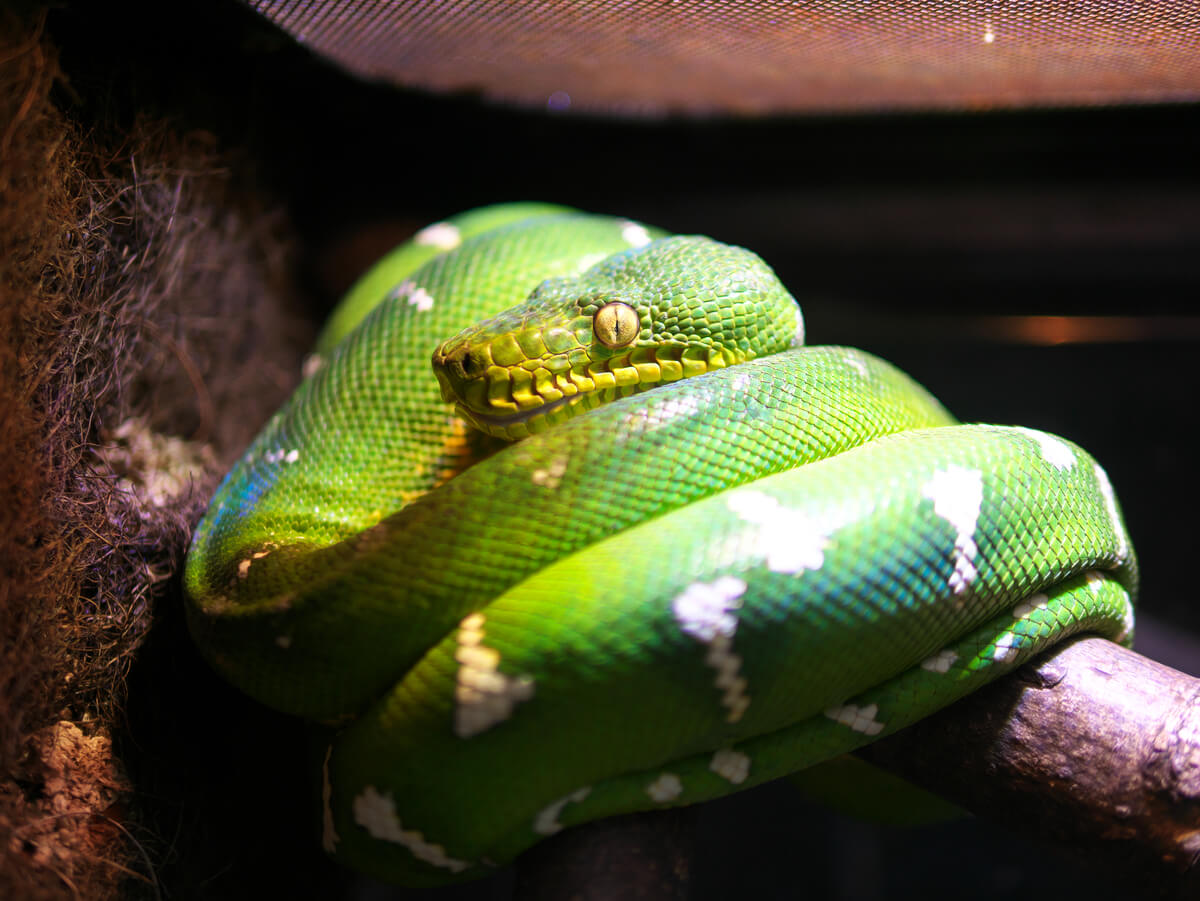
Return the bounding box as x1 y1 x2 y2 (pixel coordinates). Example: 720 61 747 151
858 635 1200 899
516 637 1200 899
515 806 698 900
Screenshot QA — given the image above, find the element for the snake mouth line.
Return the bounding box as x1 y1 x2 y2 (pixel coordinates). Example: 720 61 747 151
444 343 737 439
458 393 576 429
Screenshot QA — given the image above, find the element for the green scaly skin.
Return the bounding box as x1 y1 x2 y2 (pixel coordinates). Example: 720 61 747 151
312 202 574 357
184 205 1138 886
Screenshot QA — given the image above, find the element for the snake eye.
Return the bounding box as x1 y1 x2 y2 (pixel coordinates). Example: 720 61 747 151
593 302 640 349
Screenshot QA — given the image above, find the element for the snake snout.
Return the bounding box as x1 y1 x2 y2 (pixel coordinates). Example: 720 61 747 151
432 340 491 406
431 341 466 403
432 361 458 405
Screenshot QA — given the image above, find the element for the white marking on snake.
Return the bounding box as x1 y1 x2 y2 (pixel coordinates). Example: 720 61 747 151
725 489 830 574
454 612 535 737
1092 462 1129 559
236 548 273 580
728 370 753 393
409 287 435 312
920 649 958 674
619 220 653 247
646 773 683 802
645 390 703 425
269 448 293 464
708 635 750 722
353 786 470 873
674 577 751 721
673 577 745 640
302 353 324 378
1013 593 1049 619
1011 426 1076 470
1115 594 1135 644
533 786 592 835
791 305 806 347
531 455 569 489
922 466 984 594
389 279 434 312
843 351 869 378
992 631 1020 663
321 746 339 852
824 702 885 736
710 749 751 785
414 221 461 249
1085 570 1105 595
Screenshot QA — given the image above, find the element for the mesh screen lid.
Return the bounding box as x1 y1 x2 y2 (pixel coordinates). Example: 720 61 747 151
249 0 1200 115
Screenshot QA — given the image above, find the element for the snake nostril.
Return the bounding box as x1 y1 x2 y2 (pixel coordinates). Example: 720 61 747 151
460 353 483 378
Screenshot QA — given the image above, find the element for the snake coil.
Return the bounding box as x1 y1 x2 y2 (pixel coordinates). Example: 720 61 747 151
184 205 1136 885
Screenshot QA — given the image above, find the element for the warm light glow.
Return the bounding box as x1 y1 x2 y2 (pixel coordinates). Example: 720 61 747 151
983 316 1200 345
849 315 1200 347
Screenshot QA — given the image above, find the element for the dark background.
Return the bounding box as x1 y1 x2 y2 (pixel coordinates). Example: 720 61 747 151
47 0 1200 898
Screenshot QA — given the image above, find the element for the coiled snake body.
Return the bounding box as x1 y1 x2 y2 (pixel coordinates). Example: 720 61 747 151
184 205 1137 885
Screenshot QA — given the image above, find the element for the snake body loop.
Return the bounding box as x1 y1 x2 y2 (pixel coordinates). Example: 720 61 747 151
184 205 1136 885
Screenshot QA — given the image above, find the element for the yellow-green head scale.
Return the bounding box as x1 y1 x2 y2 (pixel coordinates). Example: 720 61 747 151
432 236 803 439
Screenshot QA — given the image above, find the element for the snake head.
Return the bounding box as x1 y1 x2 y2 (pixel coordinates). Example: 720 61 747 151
432 235 804 440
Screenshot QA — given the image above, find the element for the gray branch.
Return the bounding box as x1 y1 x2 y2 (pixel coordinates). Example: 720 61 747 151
517 637 1200 899
858 636 1200 899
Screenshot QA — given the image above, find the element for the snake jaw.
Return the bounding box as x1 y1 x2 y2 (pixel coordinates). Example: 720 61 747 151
437 334 723 440
440 347 734 440
452 392 581 440
435 328 778 440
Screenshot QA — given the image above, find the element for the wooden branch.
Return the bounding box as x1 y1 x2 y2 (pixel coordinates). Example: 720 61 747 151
514 806 698 900
858 636 1200 899
516 637 1200 899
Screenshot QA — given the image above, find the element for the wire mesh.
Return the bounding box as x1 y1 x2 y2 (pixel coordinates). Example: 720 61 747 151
249 0 1200 114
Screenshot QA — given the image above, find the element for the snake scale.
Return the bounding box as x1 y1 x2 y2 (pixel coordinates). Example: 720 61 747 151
184 205 1137 885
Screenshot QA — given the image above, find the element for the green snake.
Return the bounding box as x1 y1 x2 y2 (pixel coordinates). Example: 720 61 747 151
183 205 1137 886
